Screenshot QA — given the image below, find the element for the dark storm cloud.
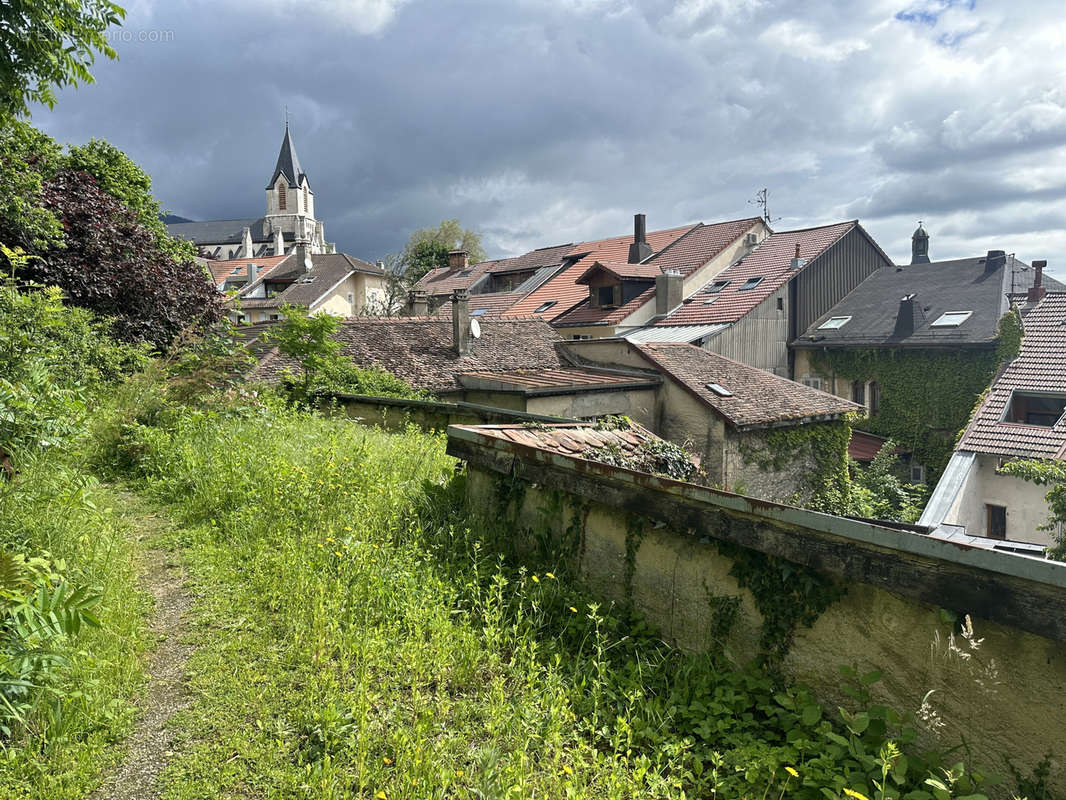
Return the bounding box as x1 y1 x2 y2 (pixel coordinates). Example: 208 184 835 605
32 0 1066 280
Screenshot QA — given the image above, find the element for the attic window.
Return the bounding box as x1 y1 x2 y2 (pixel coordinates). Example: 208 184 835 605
471 308 488 317
737 276 764 291
459 269 474 277
230 266 242 275
1003 391 1066 427
818 316 852 330
534 301 557 314
703 297 718 306
704 279 731 294
298 276 316 284
706 383 733 397
930 310 973 327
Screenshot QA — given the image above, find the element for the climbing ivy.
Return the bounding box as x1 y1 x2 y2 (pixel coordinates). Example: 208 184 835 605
809 310 1022 479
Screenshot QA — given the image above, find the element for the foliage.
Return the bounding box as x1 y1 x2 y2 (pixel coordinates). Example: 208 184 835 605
810 312 1021 480
93 405 1001 800
0 0 124 119
0 119 64 250
590 437 701 482
997 459 1066 560
17 169 224 349
395 218 486 284
849 441 929 524
741 419 854 511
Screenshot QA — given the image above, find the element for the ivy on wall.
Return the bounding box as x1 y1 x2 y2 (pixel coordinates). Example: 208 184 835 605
809 309 1022 478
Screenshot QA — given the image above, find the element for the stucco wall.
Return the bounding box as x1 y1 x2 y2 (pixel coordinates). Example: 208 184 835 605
459 454 1066 792
946 453 1058 545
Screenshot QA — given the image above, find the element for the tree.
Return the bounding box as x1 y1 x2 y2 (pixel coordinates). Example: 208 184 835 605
0 119 64 251
0 0 125 119
398 219 486 284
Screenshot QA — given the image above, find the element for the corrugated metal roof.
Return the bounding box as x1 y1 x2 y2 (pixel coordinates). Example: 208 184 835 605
625 324 729 343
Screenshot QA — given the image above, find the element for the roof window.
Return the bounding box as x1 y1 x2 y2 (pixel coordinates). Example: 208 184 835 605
703 297 718 306
737 276 764 291
471 308 488 317
704 279 731 294
706 383 733 397
534 301 557 314
930 310 973 327
818 316 852 330
1003 391 1066 427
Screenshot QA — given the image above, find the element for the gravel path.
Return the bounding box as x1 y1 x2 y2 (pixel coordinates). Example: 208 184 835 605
91 512 192 800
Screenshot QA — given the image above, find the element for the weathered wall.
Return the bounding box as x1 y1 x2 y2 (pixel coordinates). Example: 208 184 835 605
703 287 789 376
947 453 1057 546
450 426 1066 790
321 394 576 432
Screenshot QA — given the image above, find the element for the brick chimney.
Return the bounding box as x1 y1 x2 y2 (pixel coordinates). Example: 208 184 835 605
452 288 472 355
655 269 683 316
407 288 429 316
628 213 653 264
448 250 469 271
1028 259 1047 303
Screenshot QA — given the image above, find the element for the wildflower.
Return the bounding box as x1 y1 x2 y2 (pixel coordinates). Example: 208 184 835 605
785 766 799 778
532 575 539 583
570 607 578 613
383 757 393 765
376 793 387 799
546 572 556 579
456 769 464 777
563 765 573 775
843 789 870 800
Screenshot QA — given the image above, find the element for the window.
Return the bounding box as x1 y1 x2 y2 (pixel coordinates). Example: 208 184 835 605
303 187 309 212
1004 391 1066 426
986 504 1007 540
471 308 489 317
818 316 852 330
571 334 591 340
702 297 718 306
347 292 354 306
851 380 865 405
706 383 733 397
269 314 280 321
930 310 973 327
596 285 619 308
910 463 926 483
801 376 823 391
704 279 731 294
278 182 287 210
459 269 474 277
738 276 764 291
869 381 881 416
534 301 557 314
776 297 784 311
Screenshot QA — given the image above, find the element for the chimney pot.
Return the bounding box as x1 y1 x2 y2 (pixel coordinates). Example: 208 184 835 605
1028 259 1048 303
452 288 472 355
407 288 429 317
794 242 801 259
448 249 469 271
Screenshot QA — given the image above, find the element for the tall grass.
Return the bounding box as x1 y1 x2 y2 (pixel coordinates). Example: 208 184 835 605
127 405 994 800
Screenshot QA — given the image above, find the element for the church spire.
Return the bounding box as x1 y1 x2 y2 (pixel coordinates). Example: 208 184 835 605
266 123 307 190
911 221 930 265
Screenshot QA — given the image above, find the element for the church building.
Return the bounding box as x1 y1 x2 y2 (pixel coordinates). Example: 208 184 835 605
166 125 333 259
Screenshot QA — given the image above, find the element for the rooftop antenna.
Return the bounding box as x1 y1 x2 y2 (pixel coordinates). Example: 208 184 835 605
748 188 780 224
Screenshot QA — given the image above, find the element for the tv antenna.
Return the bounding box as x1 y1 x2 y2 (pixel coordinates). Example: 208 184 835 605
748 188 780 224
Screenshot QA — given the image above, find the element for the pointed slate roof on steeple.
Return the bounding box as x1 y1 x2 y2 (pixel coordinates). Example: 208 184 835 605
266 124 308 189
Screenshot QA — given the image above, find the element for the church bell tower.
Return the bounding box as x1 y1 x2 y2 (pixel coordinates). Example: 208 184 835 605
264 123 326 255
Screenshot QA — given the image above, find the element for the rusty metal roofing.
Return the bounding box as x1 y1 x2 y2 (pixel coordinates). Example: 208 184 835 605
958 292 1066 459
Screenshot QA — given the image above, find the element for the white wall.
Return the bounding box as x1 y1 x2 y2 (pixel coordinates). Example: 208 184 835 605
947 453 1058 545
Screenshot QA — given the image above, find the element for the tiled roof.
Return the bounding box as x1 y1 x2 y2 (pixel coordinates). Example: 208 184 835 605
849 430 906 461
232 253 381 310
554 286 658 327
577 260 663 282
456 367 659 392
504 224 697 320
416 243 575 297
209 255 291 286
795 254 1064 349
631 342 860 428
958 292 1066 459
650 217 763 277
248 318 567 393
653 222 857 327
434 291 524 319
484 243 574 274
452 422 666 462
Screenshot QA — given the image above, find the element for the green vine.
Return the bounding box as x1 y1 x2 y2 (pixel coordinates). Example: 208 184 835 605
623 515 645 602
809 309 1022 479
739 419 854 510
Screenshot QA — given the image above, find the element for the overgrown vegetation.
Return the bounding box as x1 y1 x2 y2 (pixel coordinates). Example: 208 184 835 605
998 458 1066 560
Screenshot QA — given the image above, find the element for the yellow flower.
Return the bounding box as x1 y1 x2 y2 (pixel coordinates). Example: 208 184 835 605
532 575 539 583
456 769 464 777
376 793 387 799
785 766 799 778
562 765 573 775
383 757 393 765
843 789 870 800
545 572 556 579
570 607 578 613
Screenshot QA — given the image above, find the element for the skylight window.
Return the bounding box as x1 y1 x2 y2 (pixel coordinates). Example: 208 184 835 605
704 279 731 294
818 316 852 330
737 276 764 291
706 383 733 397
471 308 488 317
703 297 718 306
459 269 474 277
930 311 973 327
1003 391 1066 427
534 301 557 314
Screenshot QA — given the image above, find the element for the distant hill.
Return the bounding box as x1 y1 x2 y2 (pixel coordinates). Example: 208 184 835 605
161 214 195 224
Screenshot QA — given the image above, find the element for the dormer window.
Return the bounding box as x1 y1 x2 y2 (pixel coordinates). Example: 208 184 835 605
278 182 287 210
594 285 621 309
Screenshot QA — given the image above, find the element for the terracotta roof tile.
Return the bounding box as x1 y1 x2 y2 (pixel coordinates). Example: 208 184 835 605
457 422 664 462
433 291 524 319
210 255 292 286
456 367 658 391
631 342 860 428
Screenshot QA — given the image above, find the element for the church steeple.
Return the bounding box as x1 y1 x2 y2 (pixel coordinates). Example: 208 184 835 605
911 221 930 265
266 123 308 190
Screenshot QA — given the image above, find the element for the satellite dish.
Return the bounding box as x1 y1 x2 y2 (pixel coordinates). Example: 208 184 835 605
470 318 482 339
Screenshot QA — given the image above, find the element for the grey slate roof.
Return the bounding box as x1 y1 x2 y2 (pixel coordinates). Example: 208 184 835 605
234 254 383 310
793 254 1065 349
166 216 301 247
266 126 307 189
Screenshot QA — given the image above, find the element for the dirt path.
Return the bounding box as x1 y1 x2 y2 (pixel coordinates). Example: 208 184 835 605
91 504 193 800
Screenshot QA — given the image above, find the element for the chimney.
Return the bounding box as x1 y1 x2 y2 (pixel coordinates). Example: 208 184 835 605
655 269 683 316
407 288 429 316
295 239 313 272
892 293 925 338
627 213 653 263
246 262 259 284
448 249 469 271
1028 259 1047 303
452 288 472 355
984 249 1007 274
790 242 805 270
241 226 253 258
274 228 285 256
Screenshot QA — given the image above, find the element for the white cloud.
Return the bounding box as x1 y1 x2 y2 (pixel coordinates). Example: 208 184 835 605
758 19 870 62
239 0 412 35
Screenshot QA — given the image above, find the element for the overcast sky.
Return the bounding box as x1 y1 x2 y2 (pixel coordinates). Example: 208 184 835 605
34 0 1066 279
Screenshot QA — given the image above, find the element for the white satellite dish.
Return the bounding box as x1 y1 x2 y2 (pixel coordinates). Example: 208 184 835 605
470 317 482 339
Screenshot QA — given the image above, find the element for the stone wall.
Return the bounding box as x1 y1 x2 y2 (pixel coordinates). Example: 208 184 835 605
448 424 1066 790
319 393 575 433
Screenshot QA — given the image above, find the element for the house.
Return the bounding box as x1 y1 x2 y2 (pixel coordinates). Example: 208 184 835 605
209 255 292 292
559 337 860 503
791 235 1064 480
228 246 388 324
627 221 892 377
166 124 333 259
919 283 1066 550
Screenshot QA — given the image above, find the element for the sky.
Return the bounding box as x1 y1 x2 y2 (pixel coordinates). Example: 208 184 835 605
34 0 1066 280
